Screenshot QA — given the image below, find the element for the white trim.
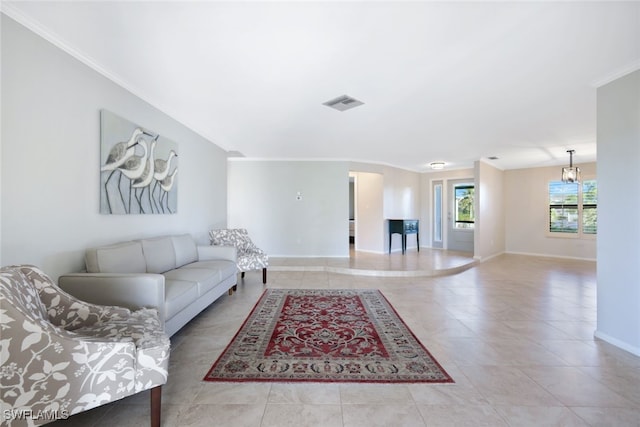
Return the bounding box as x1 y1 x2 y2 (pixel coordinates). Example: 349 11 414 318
269 254 350 258
591 60 640 88
594 330 640 358
474 251 505 263
228 156 431 174
505 251 596 262
1 5 230 152
228 157 352 163
346 249 386 255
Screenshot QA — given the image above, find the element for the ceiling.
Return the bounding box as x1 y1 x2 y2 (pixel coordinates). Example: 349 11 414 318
4 1 639 172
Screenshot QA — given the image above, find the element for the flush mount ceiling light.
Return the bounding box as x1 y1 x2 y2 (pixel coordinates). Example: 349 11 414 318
322 95 364 111
430 162 445 170
562 149 581 183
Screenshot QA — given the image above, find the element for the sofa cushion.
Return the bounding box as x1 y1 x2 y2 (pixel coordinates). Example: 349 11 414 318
141 237 176 273
164 268 221 297
182 260 237 280
86 241 146 274
172 234 198 268
164 280 199 320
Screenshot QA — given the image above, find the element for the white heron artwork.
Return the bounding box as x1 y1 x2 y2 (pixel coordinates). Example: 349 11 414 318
100 110 178 214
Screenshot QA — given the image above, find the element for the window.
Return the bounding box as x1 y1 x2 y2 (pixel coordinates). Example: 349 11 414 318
549 182 578 233
582 180 597 234
433 183 443 242
548 179 597 236
454 184 475 229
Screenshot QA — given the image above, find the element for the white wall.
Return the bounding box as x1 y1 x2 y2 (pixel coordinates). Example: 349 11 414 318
227 160 349 257
475 161 505 261
596 69 640 356
1 16 228 280
504 162 597 260
382 166 421 220
382 166 421 253
352 172 384 253
227 160 420 256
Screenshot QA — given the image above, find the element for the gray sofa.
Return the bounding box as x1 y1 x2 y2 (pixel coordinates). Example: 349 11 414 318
59 234 237 337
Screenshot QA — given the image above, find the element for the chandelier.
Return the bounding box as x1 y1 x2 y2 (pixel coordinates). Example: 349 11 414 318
561 150 581 184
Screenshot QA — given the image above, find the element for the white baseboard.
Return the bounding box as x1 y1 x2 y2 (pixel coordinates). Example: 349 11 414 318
505 251 596 262
594 330 640 357
473 251 505 263
269 254 349 258
355 249 387 255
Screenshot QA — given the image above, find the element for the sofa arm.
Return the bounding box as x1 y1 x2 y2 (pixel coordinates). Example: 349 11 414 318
197 245 237 262
58 273 166 322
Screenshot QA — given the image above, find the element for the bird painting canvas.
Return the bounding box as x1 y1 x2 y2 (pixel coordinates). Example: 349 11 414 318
100 110 178 214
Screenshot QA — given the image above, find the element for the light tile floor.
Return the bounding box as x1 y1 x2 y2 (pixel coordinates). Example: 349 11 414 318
51 252 640 426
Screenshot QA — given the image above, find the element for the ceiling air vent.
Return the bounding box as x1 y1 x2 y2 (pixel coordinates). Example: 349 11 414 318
322 95 364 112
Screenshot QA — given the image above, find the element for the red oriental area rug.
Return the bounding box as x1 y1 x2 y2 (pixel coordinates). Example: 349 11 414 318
203 289 453 383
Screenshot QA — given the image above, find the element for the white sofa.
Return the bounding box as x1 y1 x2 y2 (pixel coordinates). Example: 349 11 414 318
59 234 237 337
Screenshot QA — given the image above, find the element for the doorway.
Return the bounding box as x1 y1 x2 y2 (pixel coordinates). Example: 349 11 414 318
350 172 384 253
448 179 475 253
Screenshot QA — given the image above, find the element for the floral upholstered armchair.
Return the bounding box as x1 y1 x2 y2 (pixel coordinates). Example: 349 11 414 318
209 228 269 284
0 265 170 427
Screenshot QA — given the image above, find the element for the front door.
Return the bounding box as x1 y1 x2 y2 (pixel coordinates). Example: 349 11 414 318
447 179 475 253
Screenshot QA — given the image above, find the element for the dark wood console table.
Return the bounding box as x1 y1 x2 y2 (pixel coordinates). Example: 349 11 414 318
388 219 419 254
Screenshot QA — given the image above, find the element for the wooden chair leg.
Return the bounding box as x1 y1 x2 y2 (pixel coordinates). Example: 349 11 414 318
262 268 267 284
150 385 161 427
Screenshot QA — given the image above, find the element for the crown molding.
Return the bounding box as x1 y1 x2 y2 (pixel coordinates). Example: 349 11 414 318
1 5 230 152
591 60 640 88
